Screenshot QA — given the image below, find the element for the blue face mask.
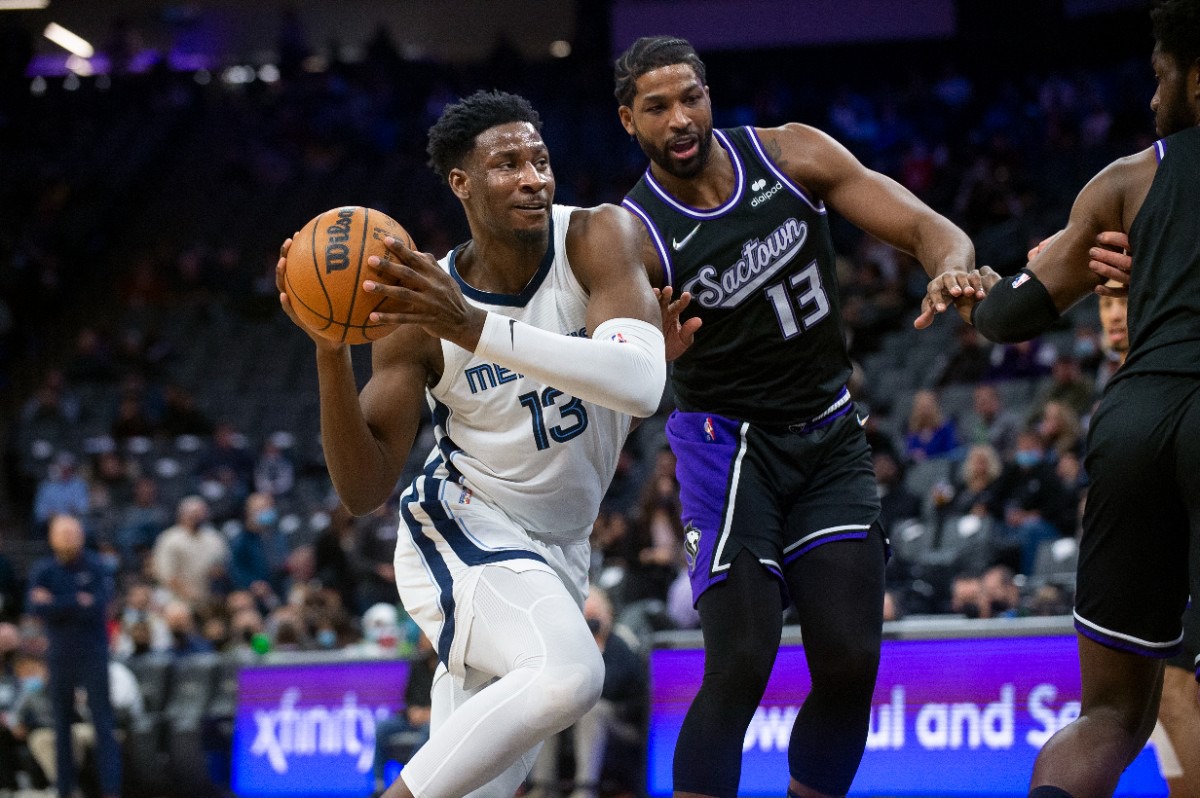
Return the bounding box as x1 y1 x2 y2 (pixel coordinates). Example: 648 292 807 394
316 629 337 649
21 676 43 693
256 509 278 527
1014 450 1042 468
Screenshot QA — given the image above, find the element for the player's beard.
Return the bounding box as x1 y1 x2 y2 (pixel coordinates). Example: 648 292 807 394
638 124 714 179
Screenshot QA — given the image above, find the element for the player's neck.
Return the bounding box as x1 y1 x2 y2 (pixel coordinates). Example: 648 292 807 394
457 233 549 295
651 137 735 210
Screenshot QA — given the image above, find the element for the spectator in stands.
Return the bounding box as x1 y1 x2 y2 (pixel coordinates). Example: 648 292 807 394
65 328 117 384
1033 399 1083 462
882 589 905 622
195 422 255 504
986 430 1072 575
1030 354 1095 420
874 451 921 539
115 476 169 567
623 449 684 605
110 393 160 442
113 580 170 659
253 437 296 498
529 587 646 798
26 514 121 798
352 504 401 613
11 652 60 792
151 495 229 603
933 323 993 387
980 565 1021 619
20 369 80 428
1095 283 1129 394
228 492 285 598
1027 583 1072 617
314 505 357 612
158 382 215 438
942 444 1003 524
949 573 988 619
961 384 1021 456
0 623 31 792
903 389 959 463
372 632 438 797
161 599 214 657
32 453 89 535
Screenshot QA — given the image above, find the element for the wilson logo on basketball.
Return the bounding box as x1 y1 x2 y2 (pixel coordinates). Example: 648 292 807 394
324 207 356 273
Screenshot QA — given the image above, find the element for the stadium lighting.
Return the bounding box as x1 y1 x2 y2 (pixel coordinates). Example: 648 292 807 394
0 0 50 9
43 22 93 58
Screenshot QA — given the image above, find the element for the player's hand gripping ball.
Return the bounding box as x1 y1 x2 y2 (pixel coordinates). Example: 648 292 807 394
284 206 416 344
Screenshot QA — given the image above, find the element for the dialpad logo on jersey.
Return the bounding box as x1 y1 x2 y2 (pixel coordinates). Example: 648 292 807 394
249 687 387 775
750 180 783 207
681 217 807 309
683 522 702 573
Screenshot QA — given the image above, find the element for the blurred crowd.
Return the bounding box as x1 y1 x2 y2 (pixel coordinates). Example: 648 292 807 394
0 5 1158 796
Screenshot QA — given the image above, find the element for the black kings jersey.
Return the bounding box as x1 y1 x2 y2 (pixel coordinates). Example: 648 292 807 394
623 126 851 424
1116 126 1200 384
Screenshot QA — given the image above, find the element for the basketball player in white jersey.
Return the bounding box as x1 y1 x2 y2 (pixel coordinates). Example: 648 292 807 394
275 90 666 798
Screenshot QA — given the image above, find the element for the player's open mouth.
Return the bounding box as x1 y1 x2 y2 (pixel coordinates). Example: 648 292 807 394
513 203 547 214
669 136 698 159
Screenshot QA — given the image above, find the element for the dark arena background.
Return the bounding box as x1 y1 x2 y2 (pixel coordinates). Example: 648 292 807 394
0 1 1180 796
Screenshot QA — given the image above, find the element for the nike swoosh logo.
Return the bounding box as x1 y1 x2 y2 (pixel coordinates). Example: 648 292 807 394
856 413 869 427
509 318 516 347
672 224 701 251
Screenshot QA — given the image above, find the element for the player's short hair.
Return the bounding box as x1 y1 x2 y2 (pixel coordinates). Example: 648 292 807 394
613 36 707 107
1152 0 1200 69
426 90 542 182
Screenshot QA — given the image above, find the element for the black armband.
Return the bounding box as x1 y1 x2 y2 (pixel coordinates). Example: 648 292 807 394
971 269 1060 344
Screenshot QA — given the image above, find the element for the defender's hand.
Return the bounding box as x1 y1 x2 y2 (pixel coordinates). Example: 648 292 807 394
655 286 702 362
1089 231 1131 297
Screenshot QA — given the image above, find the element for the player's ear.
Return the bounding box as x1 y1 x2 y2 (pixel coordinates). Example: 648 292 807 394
448 168 471 201
618 105 636 137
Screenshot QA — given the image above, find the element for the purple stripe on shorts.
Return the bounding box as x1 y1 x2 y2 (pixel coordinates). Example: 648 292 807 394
782 530 870 565
1074 619 1182 659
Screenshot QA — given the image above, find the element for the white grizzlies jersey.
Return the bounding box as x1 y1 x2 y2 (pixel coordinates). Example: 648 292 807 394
422 204 632 541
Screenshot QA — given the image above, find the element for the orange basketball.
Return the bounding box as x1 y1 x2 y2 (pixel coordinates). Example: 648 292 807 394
284 206 416 345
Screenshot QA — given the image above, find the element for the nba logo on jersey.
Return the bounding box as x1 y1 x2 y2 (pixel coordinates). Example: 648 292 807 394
609 332 627 343
703 417 715 442
683 522 702 573
1012 272 1032 289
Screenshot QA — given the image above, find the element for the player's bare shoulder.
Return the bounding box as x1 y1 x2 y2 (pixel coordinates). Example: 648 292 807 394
753 123 836 193
565 204 648 288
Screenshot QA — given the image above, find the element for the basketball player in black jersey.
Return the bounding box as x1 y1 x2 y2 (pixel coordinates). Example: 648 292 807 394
945 2 1200 795
614 37 979 798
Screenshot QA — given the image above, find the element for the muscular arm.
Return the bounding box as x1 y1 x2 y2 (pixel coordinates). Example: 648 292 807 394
318 325 438 515
757 124 975 278
278 245 438 515
566 204 664 337
973 149 1155 342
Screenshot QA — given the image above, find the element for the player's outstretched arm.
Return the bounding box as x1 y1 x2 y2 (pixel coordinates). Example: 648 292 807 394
756 123 977 328
277 239 435 515
973 150 1154 343
1028 231 1131 297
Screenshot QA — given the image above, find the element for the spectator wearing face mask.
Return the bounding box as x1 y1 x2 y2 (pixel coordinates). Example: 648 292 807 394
986 430 1072 575
228 492 286 601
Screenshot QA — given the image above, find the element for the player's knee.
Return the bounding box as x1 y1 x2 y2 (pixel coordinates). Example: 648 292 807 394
811 640 879 693
523 654 604 734
704 647 773 702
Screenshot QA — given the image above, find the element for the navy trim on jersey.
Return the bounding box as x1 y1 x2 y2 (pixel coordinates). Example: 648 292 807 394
400 486 458 667
745 127 826 214
430 397 465 483
448 214 556 307
621 197 675 287
642 129 746 220
1155 138 1168 162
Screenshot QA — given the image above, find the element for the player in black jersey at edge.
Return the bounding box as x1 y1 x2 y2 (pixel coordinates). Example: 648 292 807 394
614 37 979 798
937 2 1200 796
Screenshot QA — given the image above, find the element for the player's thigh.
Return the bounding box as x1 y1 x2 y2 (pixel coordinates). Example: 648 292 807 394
1077 379 1191 654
